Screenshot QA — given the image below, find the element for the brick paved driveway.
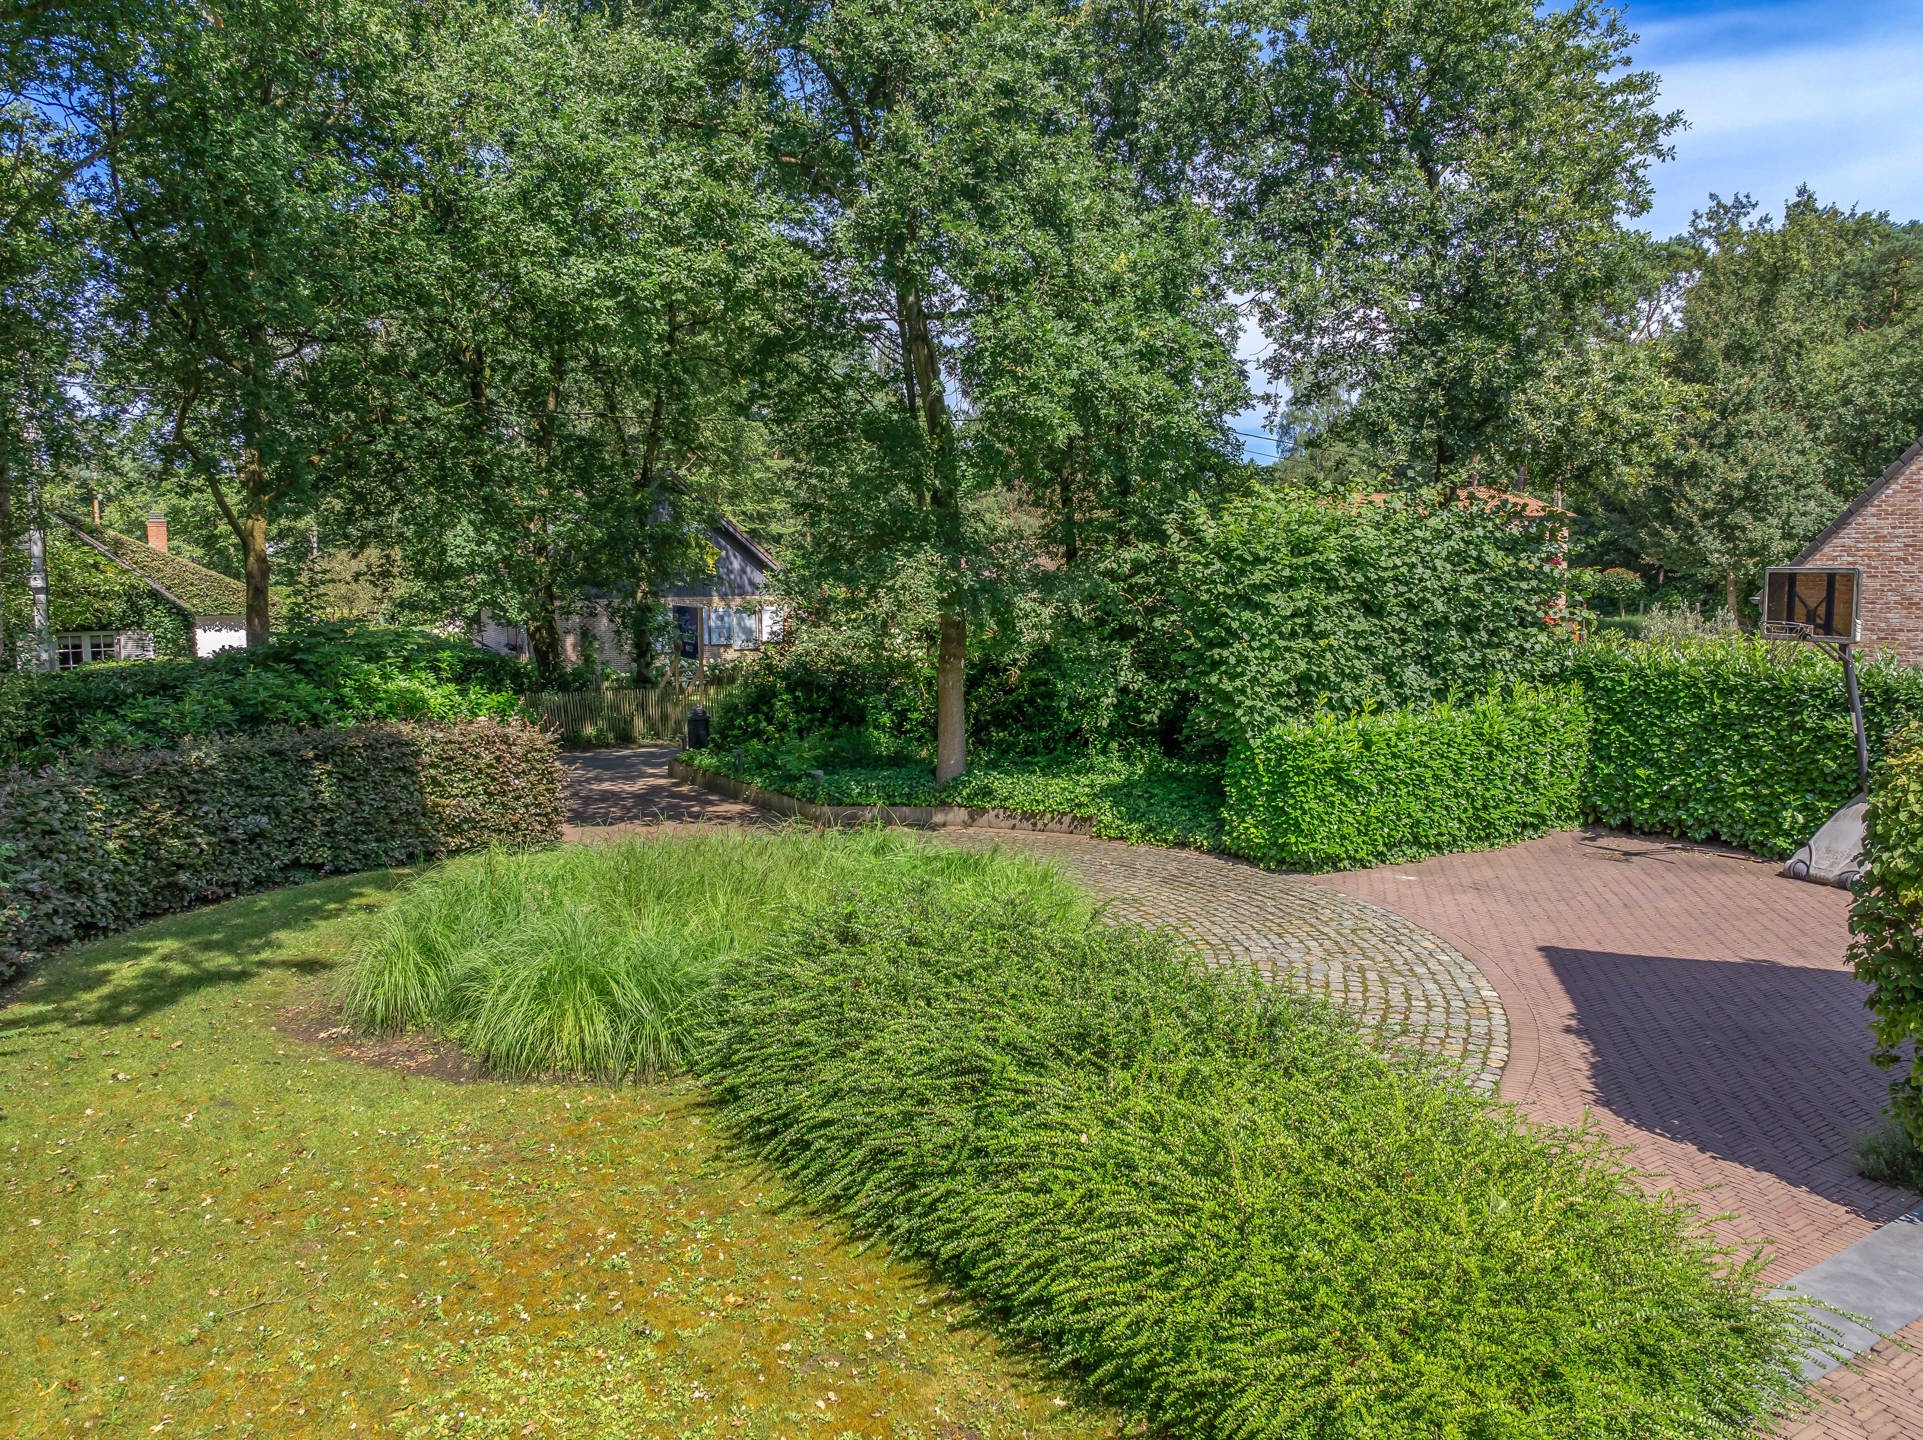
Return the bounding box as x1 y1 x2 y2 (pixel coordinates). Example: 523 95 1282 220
1319 830 1921 1439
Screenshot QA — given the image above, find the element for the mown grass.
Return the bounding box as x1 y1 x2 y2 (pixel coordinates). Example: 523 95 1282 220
706 881 1825 1440
0 871 1116 1439
344 827 1088 1080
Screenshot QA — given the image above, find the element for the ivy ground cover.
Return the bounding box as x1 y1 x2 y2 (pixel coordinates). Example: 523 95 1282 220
0 870 1109 1439
679 748 1224 851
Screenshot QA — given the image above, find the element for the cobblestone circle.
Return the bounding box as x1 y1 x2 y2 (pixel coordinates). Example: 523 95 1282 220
936 831 1509 1091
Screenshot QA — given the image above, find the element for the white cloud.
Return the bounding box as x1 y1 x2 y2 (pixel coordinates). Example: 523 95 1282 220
1634 2 1923 234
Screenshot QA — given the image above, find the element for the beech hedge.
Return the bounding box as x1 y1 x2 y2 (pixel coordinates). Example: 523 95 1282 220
1223 686 1588 870
0 719 563 975
1559 637 1923 858
1850 730 1923 1150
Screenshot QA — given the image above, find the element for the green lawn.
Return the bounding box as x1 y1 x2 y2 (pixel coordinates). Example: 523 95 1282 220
0 871 1115 1440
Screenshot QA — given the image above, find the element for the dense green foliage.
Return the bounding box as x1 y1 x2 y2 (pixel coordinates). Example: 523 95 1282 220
0 717 561 973
1562 636 1923 858
705 880 1814 1438
684 746 1224 851
1224 686 1588 869
1177 488 1573 746
345 828 1084 1079
1850 731 1923 1155
0 624 523 763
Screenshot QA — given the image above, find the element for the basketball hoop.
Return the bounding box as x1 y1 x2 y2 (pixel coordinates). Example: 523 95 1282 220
1762 566 1869 793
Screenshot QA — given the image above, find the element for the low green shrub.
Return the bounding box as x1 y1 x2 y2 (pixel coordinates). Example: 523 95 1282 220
1223 685 1588 869
1850 730 1923 1154
344 828 1086 1079
0 622 525 764
704 882 1816 1438
0 718 561 974
1561 635 1923 858
681 747 1225 850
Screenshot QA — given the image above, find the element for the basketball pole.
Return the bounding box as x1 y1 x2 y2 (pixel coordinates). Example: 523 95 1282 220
1841 642 1870 795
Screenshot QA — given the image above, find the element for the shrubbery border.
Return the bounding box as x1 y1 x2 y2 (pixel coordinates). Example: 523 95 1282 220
0 718 563 976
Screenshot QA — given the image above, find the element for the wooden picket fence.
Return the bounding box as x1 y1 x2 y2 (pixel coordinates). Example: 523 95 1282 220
519 682 727 748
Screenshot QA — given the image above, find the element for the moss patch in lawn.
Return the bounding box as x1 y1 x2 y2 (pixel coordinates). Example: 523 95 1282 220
0 872 1116 1440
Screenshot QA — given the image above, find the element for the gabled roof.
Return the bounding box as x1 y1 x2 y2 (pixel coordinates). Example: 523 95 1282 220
714 516 776 571
57 515 247 617
1793 434 1923 564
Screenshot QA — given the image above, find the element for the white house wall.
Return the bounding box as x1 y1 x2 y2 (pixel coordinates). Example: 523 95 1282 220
194 618 247 657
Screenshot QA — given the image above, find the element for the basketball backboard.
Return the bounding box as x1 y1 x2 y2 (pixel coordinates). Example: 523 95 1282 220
1763 567 1861 644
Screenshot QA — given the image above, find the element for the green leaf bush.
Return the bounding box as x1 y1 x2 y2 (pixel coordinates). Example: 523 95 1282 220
1174 487 1572 748
704 882 1815 1439
1559 636 1923 858
0 622 526 765
1223 686 1588 869
0 718 562 975
1850 730 1923 1153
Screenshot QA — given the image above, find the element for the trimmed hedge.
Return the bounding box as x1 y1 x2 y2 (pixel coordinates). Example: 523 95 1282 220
1850 729 1923 1151
1223 686 1588 869
0 622 525 765
1561 636 1923 858
705 884 1814 1439
0 718 562 975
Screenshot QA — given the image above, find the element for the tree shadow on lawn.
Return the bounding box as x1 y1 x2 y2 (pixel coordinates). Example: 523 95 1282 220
1542 944 1908 1216
0 870 406 1037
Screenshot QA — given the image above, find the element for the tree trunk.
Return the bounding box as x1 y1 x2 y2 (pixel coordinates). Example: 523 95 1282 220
1724 566 1740 625
935 611 967 785
242 505 271 648
898 278 970 783
527 563 561 683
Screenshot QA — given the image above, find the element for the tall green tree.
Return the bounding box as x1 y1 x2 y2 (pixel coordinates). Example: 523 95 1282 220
1638 192 1923 611
38 0 423 646
755 0 1245 780
327 1 795 681
1224 0 1678 485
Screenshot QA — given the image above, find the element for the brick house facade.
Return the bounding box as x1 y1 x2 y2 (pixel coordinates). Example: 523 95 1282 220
1792 437 1923 664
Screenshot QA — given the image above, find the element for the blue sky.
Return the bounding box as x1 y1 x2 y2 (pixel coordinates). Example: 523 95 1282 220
1236 0 1923 460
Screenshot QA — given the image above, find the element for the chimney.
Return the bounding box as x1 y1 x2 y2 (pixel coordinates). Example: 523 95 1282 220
146 512 168 553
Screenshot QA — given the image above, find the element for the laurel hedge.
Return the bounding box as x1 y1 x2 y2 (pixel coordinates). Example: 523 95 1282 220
1222 685 1588 869
1559 636 1923 858
1850 729 1923 1153
704 882 1815 1439
0 718 562 976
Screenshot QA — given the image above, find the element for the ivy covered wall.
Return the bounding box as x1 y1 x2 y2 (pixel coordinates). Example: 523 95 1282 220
45 532 194 659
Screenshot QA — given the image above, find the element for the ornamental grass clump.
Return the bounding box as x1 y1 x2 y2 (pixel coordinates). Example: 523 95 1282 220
343 827 1086 1079
704 884 1817 1438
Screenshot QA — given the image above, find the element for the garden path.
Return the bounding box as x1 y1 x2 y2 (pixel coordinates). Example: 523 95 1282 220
563 749 1923 1438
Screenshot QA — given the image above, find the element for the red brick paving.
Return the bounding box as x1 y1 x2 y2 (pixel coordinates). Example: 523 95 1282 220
1319 831 1923 1438
1318 829 1913 1281
1781 1316 1923 1439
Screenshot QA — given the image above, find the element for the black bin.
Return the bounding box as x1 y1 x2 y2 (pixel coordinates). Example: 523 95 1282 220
686 705 711 749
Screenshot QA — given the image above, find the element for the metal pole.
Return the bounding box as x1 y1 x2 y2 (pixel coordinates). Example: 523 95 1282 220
1842 643 1870 794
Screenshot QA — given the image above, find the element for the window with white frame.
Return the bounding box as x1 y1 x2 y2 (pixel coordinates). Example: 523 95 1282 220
54 631 127 670
703 607 730 646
